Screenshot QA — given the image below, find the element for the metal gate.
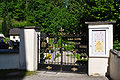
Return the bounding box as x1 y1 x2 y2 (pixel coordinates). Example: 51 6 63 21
38 32 88 73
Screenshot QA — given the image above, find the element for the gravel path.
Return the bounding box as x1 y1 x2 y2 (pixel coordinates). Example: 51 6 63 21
23 71 109 80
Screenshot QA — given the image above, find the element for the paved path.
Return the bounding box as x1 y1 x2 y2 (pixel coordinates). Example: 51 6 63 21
23 71 108 80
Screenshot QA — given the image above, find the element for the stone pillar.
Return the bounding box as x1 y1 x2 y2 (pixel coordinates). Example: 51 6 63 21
85 21 116 76
19 26 40 71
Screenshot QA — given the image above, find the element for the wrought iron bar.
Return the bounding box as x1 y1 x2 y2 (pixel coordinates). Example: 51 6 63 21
60 36 63 72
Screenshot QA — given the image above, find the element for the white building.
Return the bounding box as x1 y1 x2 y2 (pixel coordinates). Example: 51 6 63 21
0 33 5 40
9 28 20 42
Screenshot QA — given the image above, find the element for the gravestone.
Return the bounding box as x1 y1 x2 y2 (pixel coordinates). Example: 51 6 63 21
85 21 116 76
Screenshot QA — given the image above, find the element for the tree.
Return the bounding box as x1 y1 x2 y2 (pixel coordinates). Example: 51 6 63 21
2 15 8 36
82 0 120 40
0 0 120 37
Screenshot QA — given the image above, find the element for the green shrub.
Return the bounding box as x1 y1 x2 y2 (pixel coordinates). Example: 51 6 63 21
73 53 88 61
73 54 81 60
3 38 10 42
113 40 120 50
64 44 75 51
12 21 28 28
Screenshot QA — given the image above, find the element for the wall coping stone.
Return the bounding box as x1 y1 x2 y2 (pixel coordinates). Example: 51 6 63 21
0 49 19 54
85 21 116 25
19 26 41 30
110 49 120 58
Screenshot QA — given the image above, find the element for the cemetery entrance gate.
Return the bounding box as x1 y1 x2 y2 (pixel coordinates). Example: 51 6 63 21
38 33 88 73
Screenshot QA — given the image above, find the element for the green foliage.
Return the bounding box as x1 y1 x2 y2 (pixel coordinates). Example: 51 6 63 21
73 53 88 61
48 37 62 48
3 38 10 42
0 22 2 33
57 37 62 47
12 20 31 28
0 0 120 39
113 40 120 50
66 54 71 56
55 53 61 58
73 54 81 60
2 18 8 36
64 44 75 51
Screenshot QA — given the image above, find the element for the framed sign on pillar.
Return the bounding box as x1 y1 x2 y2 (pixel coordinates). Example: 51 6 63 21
89 29 109 58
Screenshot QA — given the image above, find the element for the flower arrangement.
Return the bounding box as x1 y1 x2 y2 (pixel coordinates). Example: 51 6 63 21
46 54 52 59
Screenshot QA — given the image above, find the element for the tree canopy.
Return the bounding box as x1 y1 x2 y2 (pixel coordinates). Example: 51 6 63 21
0 0 120 37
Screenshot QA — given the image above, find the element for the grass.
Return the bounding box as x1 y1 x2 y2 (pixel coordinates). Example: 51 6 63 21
0 69 35 79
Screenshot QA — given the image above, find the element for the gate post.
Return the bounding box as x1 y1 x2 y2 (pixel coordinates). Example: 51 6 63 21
85 21 116 76
19 26 40 71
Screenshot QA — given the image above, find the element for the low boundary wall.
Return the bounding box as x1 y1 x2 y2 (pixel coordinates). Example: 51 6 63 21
109 49 120 80
0 53 19 69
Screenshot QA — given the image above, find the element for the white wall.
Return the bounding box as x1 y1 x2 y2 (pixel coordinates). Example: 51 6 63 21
0 54 19 69
89 58 108 76
19 28 39 71
88 24 113 76
10 36 20 42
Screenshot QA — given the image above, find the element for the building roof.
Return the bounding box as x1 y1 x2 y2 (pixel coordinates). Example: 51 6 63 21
9 28 20 36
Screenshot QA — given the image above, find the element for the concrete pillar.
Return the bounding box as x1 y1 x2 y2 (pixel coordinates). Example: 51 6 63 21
19 26 40 71
85 21 116 76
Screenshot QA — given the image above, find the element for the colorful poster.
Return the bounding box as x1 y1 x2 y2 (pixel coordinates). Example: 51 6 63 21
95 41 103 52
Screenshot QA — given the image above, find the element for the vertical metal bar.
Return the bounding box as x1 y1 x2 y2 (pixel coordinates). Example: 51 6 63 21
57 37 59 64
60 36 63 72
54 37 56 64
46 37 48 64
73 36 76 65
71 36 73 65
65 37 66 65
67 37 69 65
37 34 39 69
71 49 72 64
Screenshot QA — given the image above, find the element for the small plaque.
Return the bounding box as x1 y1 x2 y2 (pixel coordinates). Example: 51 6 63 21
95 41 103 52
